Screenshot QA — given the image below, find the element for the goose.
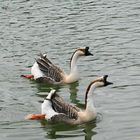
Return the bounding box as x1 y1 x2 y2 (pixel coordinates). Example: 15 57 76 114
21 47 93 84
25 75 113 124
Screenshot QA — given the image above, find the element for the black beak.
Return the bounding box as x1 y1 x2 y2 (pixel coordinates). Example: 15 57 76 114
85 47 93 56
103 75 113 86
105 81 113 86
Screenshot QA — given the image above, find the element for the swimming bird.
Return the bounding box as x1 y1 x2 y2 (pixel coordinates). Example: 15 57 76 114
25 75 113 125
21 47 93 84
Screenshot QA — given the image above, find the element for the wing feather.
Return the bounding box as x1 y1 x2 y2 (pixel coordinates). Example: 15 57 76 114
36 54 65 82
48 114 76 124
51 93 80 120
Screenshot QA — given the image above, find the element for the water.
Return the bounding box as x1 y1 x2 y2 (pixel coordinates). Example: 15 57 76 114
0 0 140 140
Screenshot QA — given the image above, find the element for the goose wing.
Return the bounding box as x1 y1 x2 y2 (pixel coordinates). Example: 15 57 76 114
51 93 80 120
36 54 65 82
48 114 76 124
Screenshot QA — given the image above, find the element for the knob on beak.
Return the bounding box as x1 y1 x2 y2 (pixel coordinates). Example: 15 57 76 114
103 75 113 86
85 47 93 56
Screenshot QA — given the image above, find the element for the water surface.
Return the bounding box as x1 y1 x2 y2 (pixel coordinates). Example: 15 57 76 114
0 0 140 140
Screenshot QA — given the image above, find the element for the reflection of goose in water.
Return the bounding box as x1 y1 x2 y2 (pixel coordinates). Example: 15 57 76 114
26 75 113 124
69 82 85 109
69 81 80 104
43 120 97 140
21 47 93 84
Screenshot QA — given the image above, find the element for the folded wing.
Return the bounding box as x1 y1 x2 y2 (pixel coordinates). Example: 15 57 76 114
51 93 80 120
36 54 65 83
49 114 76 124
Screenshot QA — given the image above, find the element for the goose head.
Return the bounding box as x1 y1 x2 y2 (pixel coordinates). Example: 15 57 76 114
84 75 113 109
76 47 93 56
91 75 113 88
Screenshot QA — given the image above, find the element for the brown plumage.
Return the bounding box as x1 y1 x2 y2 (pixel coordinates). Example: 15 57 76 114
36 54 65 83
51 92 80 120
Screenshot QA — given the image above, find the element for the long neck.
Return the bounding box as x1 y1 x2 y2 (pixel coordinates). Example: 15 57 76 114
77 84 97 122
70 51 79 74
85 84 96 112
65 52 80 83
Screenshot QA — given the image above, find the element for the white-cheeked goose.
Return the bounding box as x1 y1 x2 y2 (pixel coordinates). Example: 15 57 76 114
25 75 113 125
21 47 93 84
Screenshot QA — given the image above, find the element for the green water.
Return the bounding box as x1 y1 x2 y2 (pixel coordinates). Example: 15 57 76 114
0 0 140 140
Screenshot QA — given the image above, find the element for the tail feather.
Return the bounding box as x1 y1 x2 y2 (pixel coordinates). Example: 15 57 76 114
42 54 52 64
36 58 50 73
46 89 56 100
35 53 64 83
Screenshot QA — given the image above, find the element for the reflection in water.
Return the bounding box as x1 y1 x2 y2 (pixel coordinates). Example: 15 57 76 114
0 0 140 139
41 120 97 140
35 82 63 93
84 122 97 140
69 81 85 109
34 80 80 104
69 81 79 103
34 79 79 94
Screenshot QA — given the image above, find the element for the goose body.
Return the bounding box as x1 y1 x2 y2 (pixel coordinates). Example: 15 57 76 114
21 47 93 84
26 75 113 124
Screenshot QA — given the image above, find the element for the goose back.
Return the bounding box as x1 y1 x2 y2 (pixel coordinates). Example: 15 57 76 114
36 54 65 83
51 93 80 120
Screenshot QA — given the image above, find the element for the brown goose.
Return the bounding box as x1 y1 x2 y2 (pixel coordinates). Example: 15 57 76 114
25 75 113 124
21 47 93 84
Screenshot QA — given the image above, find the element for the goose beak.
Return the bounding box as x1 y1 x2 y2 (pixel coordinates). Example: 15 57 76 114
105 81 113 86
87 51 93 56
85 47 93 56
103 75 113 86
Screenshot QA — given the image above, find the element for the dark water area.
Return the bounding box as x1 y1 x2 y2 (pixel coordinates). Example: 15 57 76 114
0 0 140 140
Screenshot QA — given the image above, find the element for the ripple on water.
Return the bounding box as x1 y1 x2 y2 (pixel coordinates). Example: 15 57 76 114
0 0 140 140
